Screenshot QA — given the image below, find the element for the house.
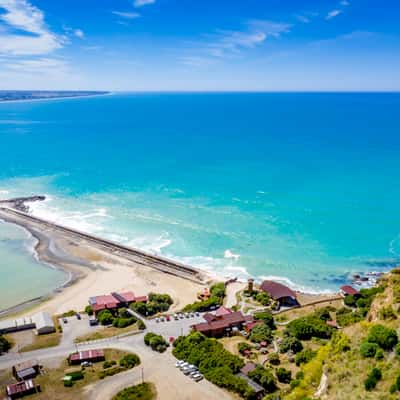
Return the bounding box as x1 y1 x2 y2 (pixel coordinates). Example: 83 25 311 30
89 291 148 315
32 312 55 335
236 372 265 399
12 360 40 381
340 285 360 297
260 280 298 307
192 311 253 338
6 380 40 399
68 349 105 365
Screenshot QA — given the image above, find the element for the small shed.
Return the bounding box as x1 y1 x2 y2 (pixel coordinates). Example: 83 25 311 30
12 360 40 381
68 349 105 365
6 379 40 399
32 312 55 335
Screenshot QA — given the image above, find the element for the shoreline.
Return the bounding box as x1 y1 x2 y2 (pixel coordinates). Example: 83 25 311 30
0 91 112 105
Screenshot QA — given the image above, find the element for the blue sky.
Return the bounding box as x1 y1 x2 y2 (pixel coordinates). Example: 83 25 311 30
0 0 399 91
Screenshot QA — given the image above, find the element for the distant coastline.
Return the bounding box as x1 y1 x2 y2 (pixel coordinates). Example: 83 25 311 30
0 90 110 103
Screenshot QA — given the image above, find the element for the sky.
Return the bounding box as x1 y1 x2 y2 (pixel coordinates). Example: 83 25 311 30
0 0 399 91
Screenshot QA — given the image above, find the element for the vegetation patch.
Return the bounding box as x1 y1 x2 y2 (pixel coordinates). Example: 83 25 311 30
130 293 173 316
112 382 156 400
182 283 226 312
144 332 168 352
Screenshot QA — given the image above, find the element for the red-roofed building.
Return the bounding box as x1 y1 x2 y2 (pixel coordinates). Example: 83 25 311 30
89 291 148 315
340 285 360 297
68 349 105 365
215 306 233 317
260 280 298 307
192 311 254 338
6 379 40 399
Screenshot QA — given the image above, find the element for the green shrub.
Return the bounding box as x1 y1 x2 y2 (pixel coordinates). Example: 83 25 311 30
375 348 384 360
0 335 11 355
113 317 137 329
364 368 382 391
249 324 273 343
85 305 93 316
182 283 226 312
295 348 316 366
360 342 379 358
112 382 156 400
119 354 140 369
238 342 252 355
98 309 114 325
137 319 146 330
286 316 333 340
367 324 398 350
99 366 125 379
379 306 397 320
144 332 168 352
253 311 276 330
248 365 277 393
279 335 303 354
130 293 173 316
276 367 292 383
255 292 271 306
103 360 117 369
344 295 356 307
268 352 280 365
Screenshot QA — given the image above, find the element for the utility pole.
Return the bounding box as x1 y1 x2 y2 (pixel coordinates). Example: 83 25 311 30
141 367 144 383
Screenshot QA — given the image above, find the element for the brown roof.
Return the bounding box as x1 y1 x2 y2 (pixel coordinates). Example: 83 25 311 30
260 280 296 300
6 380 37 396
215 306 233 316
193 311 249 333
69 349 104 362
340 285 359 296
12 360 39 373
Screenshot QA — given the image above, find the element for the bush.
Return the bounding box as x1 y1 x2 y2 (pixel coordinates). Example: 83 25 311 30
99 366 125 379
120 354 140 369
360 341 379 358
85 305 93 316
183 283 226 312
98 309 114 325
276 367 292 384
144 332 168 352
255 292 271 306
295 348 316 366
379 306 397 320
113 317 137 329
336 308 364 327
238 342 252 355
279 336 303 354
249 324 273 343
172 332 251 398
248 365 277 393
268 352 280 365
137 319 146 330
344 295 356 307
286 316 333 340
0 335 11 355
254 311 276 330
375 348 384 360
367 324 398 350
103 360 117 369
364 368 382 391
112 382 156 400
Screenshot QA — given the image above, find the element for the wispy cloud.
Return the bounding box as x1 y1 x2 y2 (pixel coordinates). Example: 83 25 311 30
133 0 155 8
3 57 68 74
340 0 350 5
325 9 342 20
311 30 376 47
0 0 62 55
112 11 141 19
295 11 319 24
74 29 84 39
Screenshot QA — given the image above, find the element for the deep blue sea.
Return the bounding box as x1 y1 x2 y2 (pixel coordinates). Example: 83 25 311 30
1 92 400 307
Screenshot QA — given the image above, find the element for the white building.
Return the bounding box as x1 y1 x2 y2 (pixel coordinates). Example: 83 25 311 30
32 312 55 335
0 312 54 335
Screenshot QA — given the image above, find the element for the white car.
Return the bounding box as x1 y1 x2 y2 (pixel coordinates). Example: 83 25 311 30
179 362 189 370
175 360 185 368
192 373 204 382
155 318 160 323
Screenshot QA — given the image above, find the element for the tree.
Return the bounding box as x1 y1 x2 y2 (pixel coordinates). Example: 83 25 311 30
119 353 140 369
286 316 333 340
364 368 382 391
268 352 280 365
367 324 398 350
255 292 271 306
279 335 303 354
254 311 276 330
238 342 252 355
249 324 273 343
0 335 11 355
276 367 292 383
97 309 114 325
360 342 379 358
248 365 277 393
85 305 93 316
295 348 316 366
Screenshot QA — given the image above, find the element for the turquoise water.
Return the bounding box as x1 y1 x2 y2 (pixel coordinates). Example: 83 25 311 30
0 93 400 301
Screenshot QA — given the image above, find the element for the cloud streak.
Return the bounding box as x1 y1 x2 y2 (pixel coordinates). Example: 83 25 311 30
133 0 155 8
112 11 141 19
326 9 342 20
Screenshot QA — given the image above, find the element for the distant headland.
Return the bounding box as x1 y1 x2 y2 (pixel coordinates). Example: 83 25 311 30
0 90 109 102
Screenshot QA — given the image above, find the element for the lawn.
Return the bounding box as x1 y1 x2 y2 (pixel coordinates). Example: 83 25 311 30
112 382 157 400
74 322 141 343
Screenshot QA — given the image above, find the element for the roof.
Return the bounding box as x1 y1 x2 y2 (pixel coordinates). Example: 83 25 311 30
215 306 233 316
6 380 36 396
13 360 39 372
240 362 256 375
17 367 36 380
193 311 249 333
133 295 148 303
32 312 54 330
236 372 264 394
340 285 359 296
69 349 104 362
260 280 297 300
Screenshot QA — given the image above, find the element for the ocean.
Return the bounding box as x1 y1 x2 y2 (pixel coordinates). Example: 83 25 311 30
0 92 399 307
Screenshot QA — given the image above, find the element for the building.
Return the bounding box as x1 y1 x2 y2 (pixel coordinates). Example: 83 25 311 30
89 291 148 314
260 280 298 307
6 380 40 399
0 312 54 335
12 360 40 381
215 306 233 317
340 285 360 297
236 372 265 399
32 312 55 335
68 349 105 365
192 310 253 338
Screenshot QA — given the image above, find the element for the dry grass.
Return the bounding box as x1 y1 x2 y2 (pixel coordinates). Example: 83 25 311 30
74 323 140 343
20 317 62 352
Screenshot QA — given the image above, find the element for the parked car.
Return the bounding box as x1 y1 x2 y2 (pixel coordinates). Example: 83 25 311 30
89 318 98 326
183 365 197 375
195 312 200 317
81 361 92 367
155 318 160 323
63 318 68 324
160 317 165 322
76 313 81 320
173 314 179 320
190 313 195 318
175 360 185 368
179 362 189 370
192 373 204 382
185 313 190 318
179 313 185 319
166 315 171 321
